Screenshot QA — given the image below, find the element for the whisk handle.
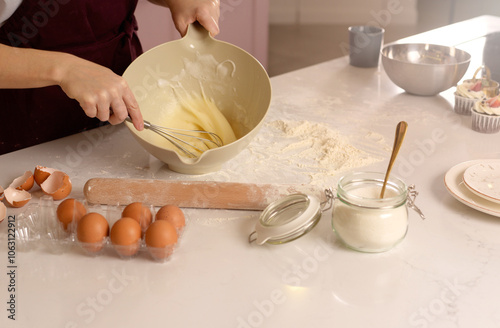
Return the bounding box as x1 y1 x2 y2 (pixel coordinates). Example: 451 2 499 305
125 117 152 128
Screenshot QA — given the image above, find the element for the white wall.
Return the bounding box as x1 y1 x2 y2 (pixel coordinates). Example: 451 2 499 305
270 0 418 25
270 0 500 26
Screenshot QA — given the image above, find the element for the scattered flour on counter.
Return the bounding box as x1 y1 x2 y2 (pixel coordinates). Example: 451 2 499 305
246 120 386 185
269 120 382 168
195 214 257 226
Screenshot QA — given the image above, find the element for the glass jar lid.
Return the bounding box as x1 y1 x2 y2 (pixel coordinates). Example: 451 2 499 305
249 193 323 245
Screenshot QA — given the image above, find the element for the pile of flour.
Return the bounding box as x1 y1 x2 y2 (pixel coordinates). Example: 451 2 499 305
243 119 387 186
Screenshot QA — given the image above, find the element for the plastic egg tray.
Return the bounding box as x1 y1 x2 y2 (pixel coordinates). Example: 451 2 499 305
14 196 187 263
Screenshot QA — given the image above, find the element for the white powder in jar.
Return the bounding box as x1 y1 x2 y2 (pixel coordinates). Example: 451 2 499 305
332 185 408 252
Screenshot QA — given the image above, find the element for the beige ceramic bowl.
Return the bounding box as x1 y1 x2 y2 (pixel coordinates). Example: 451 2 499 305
123 23 271 174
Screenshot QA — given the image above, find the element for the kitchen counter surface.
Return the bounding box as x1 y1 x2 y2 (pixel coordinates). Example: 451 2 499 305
2 15 500 328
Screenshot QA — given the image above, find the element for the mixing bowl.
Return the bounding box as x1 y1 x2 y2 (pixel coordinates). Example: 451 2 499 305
381 43 471 96
123 23 271 174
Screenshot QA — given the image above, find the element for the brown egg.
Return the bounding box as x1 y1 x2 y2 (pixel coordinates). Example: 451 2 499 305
57 199 87 231
110 217 142 257
77 212 109 253
122 202 152 231
145 220 178 260
155 205 185 231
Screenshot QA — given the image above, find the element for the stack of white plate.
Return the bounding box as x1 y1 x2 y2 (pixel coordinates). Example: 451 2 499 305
445 159 500 217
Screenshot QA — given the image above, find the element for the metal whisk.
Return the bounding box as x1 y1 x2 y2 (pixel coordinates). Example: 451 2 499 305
126 117 223 158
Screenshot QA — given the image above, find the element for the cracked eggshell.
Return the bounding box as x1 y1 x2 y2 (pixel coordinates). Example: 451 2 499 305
40 171 72 200
34 165 57 186
9 170 35 191
4 187 31 208
0 202 6 223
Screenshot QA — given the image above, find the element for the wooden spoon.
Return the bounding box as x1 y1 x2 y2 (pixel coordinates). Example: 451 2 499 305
380 121 408 198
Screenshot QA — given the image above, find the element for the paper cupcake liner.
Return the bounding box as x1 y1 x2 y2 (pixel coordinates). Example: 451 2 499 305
471 110 500 133
454 94 479 116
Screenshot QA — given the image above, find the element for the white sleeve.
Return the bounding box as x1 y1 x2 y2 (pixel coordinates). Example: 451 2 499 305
0 0 23 27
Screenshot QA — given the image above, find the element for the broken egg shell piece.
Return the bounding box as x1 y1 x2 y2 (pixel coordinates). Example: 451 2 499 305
34 165 57 186
4 187 31 208
0 202 6 223
9 170 35 191
40 171 72 201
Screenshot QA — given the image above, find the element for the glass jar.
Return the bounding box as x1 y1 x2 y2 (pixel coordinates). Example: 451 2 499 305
331 172 410 253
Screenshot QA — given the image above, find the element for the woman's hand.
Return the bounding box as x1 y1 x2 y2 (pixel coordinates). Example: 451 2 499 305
58 55 144 131
151 0 220 36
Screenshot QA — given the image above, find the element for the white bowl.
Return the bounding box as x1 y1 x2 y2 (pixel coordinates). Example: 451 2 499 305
123 23 272 174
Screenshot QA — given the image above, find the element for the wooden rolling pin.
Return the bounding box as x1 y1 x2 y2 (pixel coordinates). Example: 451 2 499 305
84 178 326 210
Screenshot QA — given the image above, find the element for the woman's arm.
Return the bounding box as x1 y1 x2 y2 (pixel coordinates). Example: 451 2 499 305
0 44 144 130
148 0 220 36
0 43 63 89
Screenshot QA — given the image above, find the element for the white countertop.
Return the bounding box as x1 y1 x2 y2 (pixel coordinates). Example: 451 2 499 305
2 15 500 328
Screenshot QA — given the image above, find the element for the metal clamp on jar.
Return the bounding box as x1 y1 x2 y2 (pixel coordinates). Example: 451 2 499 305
248 191 332 245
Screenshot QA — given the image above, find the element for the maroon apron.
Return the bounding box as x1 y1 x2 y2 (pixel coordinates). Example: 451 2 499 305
0 0 142 154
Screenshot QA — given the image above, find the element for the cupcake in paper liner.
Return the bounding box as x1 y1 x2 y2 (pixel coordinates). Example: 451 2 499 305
454 80 485 115
454 66 499 116
472 96 500 133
